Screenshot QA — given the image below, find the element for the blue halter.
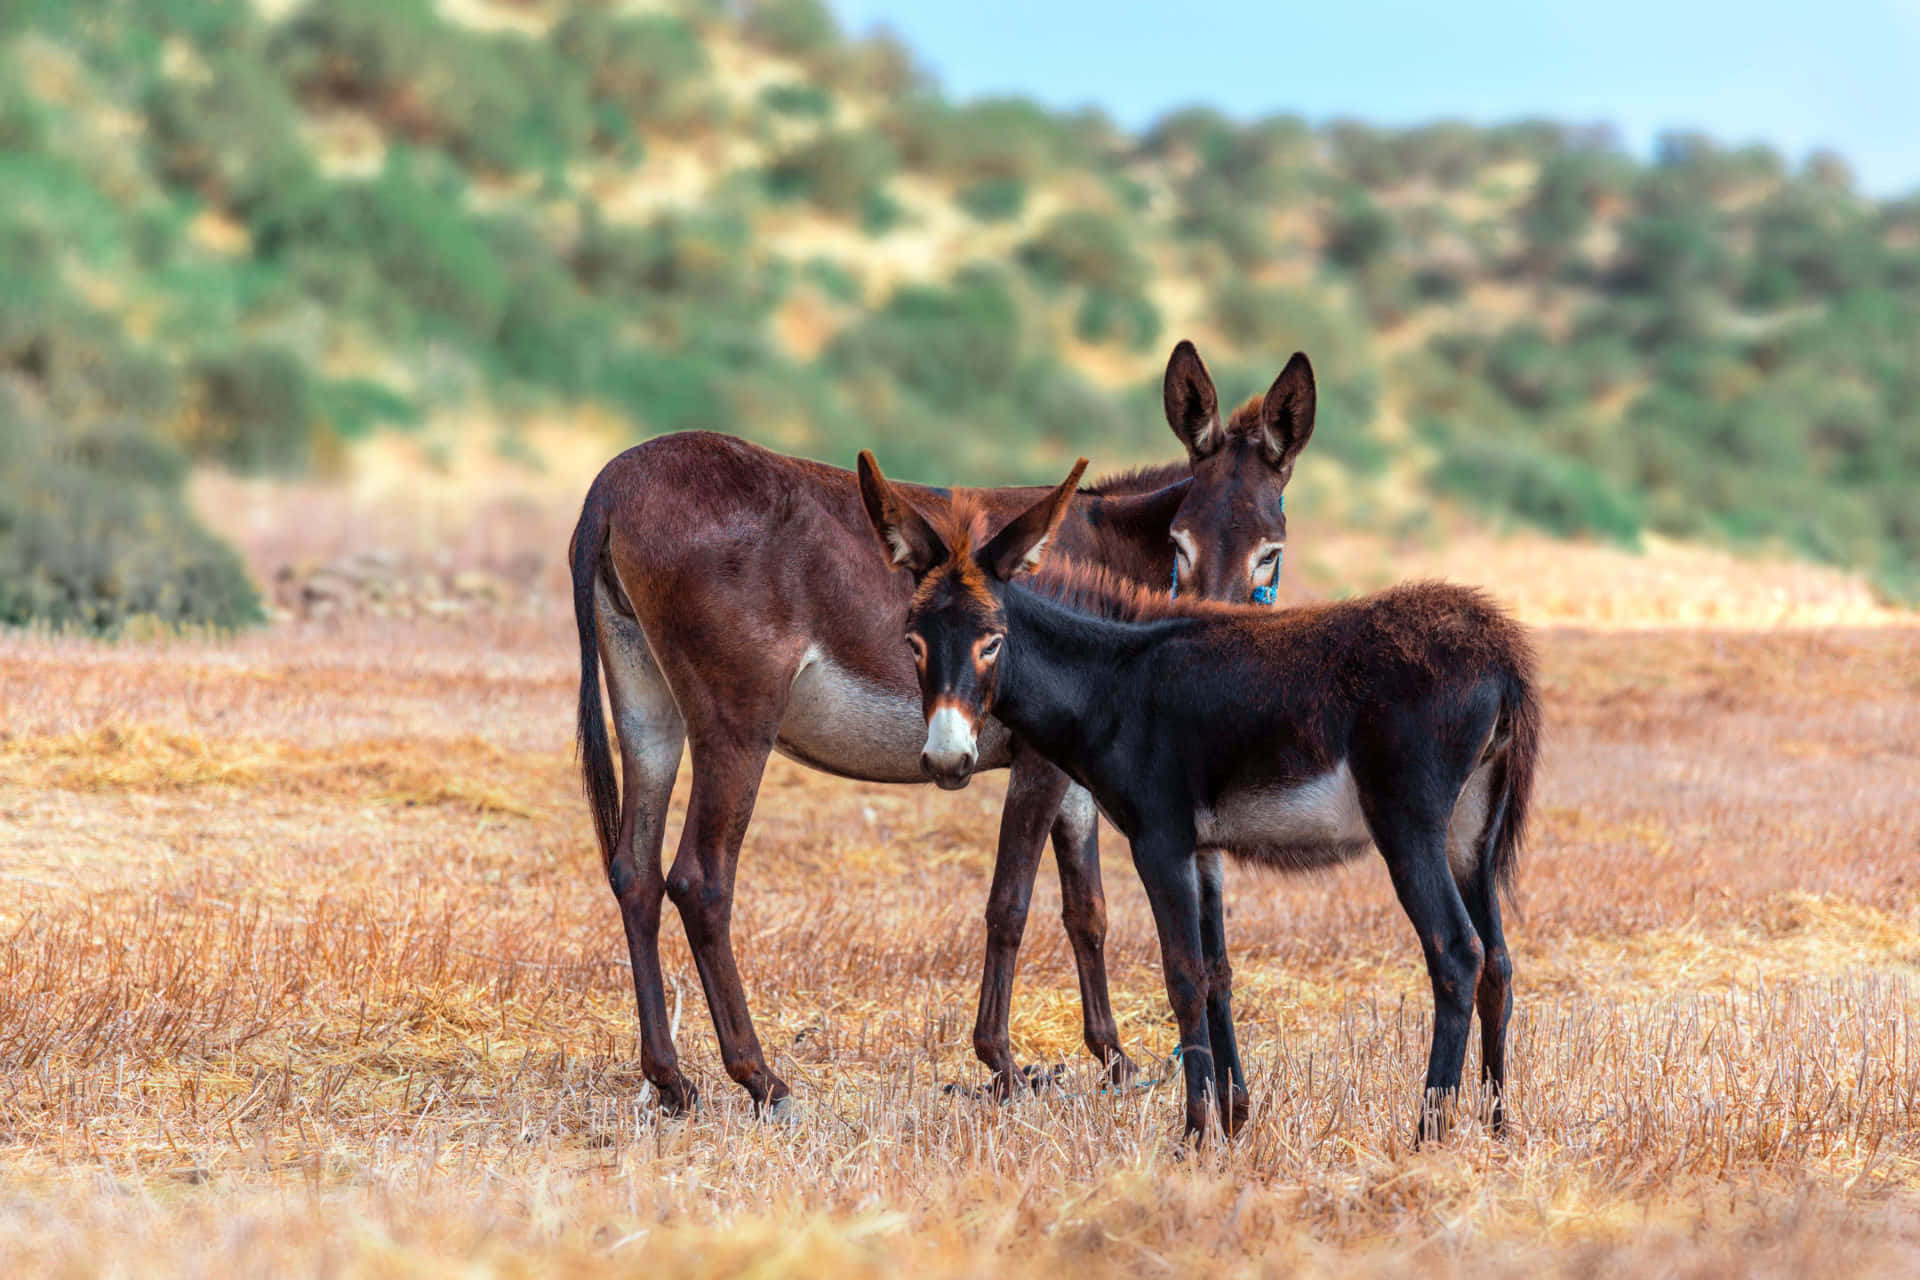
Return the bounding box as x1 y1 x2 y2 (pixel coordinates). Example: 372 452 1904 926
1170 496 1283 604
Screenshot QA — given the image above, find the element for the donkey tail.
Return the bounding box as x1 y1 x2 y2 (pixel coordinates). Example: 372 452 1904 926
571 483 621 871
1483 653 1542 906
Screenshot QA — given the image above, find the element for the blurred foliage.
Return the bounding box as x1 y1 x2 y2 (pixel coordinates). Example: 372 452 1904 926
2 0 1918 639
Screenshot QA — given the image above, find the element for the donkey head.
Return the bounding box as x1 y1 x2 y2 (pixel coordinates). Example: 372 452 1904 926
1162 340 1315 603
858 452 1085 790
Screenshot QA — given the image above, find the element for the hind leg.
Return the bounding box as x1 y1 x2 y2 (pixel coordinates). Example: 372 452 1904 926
596 592 696 1112
1197 850 1248 1134
1448 762 1513 1131
1365 799 1483 1143
1457 868 1512 1131
665 727 790 1110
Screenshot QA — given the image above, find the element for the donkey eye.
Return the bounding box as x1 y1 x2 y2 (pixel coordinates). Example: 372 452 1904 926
979 636 1003 661
906 634 927 665
1258 546 1282 566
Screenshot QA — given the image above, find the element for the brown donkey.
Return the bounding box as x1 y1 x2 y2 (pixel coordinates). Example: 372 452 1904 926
571 341 1317 1112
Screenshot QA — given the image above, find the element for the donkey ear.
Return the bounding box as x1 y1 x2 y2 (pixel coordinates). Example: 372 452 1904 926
1163 340 1222 460
1257 351 1316 470
978 458 1088 580
857 451 947 575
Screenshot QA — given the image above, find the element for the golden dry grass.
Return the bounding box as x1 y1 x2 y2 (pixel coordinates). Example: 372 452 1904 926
5 472 1920 1275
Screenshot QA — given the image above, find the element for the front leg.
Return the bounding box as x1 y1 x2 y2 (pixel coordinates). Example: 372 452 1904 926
1130 827 1215 1141
971 741 1069 1096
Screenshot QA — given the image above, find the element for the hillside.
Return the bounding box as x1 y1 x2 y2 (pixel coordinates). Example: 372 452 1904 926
4 0 1919 631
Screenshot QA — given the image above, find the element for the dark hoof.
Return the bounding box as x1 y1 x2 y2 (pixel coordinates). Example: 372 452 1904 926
1097 1048 1140 1090
1018 1062 1068 1095
653 1073 699 1116
943 1062 1065 1102
1221 1085 1251 1137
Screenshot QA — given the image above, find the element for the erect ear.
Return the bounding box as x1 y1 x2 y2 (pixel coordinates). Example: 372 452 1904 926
1162 340 1222 460
857 451 947 576
1257 351 1316 470
978 458 1088 580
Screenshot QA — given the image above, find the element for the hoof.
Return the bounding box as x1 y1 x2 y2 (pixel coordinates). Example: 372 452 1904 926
653 1073 699 1116
1017 1062 1068 1096
1222 1085 1251 1137
943 1063 1065 1103
1097 1048 1140 1090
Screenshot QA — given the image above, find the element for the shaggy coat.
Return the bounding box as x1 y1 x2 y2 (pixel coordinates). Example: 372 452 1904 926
865 459 1540 1140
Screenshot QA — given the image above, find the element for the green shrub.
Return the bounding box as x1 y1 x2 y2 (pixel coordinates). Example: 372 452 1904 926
1074 289 1160 350
272 0 592 174
760 82 833 119
958 177 1027 223
764 130 898 219
1432 438 1642 545
0 403 261 634
1018 211 1147 293
146 52 312 214
892 97 1090 184
741 0 839 57
828 274 1020 411
1324 192 1395 269
181 343 315 473
554 12 715 131
1523 148 1632 269
252 154 511 343
1175 189 1270 269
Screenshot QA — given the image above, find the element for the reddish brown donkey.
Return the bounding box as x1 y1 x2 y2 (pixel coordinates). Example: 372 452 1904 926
570 341 1318 1112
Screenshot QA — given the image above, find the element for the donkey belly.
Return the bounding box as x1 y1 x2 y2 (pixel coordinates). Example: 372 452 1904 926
776 648 1012 782
1197 762 1375 870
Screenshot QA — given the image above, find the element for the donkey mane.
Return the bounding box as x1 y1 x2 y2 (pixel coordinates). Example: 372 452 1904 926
1026 557 1252 624
1225 393 1268 435
1082 462 1185 497
1024 557 1539 689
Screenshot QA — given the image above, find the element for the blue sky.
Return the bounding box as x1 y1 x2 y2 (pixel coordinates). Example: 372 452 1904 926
827 1 1920 197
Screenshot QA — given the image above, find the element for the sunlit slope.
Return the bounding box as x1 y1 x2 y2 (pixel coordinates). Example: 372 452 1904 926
4 0 1917 624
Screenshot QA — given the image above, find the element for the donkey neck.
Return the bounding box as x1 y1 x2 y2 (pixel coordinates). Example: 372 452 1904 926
993 584 1178 774
1064 480 1188 584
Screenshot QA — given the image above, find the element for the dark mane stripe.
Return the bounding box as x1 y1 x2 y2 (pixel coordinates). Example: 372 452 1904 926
1026 558 1246 623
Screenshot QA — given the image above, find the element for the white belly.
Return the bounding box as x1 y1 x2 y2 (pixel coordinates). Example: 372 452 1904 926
775 647 1010 782
1196 761 1374 868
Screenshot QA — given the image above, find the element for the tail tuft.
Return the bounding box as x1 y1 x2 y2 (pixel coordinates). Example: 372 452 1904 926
1485 646 1542 904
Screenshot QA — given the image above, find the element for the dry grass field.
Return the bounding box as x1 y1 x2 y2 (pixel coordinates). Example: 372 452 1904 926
3 468 1919 1276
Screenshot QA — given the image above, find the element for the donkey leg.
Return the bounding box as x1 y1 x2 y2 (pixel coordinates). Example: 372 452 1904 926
1370 808 1484 1143
665 730 790 1111
1131 832 1215 1141
597 597 697 1112
1458 868 1513 1132
1052 783 1137 1086
1449 757 1514 1130
1196 850 1249 1135
971 743 1064 1096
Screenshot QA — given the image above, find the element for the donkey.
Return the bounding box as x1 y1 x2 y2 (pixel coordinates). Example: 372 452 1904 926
571 342 1319 1113
859 452 1541 1141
